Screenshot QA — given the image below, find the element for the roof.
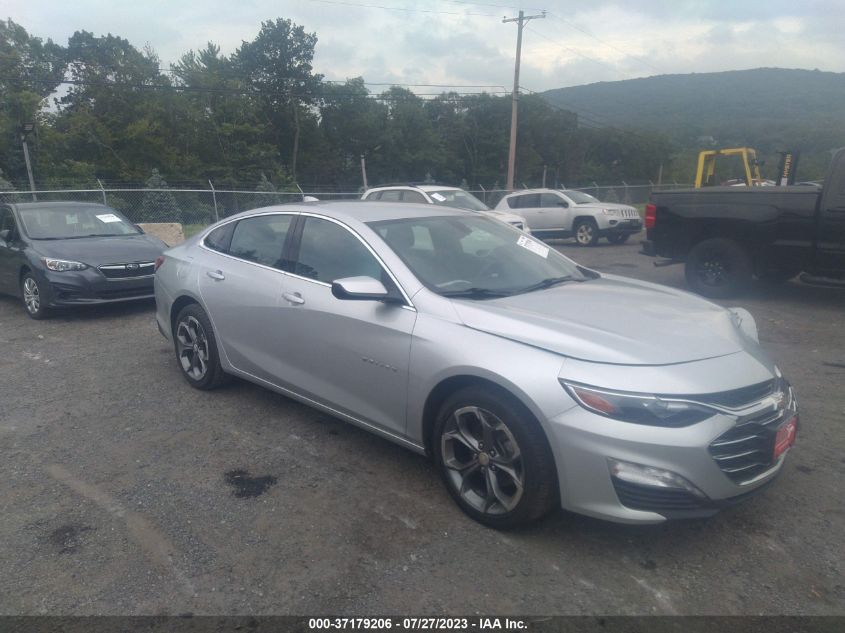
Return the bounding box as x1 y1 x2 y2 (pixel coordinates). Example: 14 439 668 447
235 200 472 224
364 184 462 193
7 201 110 210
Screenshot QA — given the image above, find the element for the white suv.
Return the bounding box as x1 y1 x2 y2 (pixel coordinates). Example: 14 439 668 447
362 185 530 232
494 188 641 246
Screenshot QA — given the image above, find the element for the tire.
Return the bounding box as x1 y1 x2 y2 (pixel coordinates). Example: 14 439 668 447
21 273 50 320
173 303 230 390
574 219 599 247
433 385 558 529
607 233 630 245
685 238 753 298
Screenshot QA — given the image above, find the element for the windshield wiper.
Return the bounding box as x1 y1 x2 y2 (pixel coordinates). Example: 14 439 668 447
440 287 511 300
514 275 584 294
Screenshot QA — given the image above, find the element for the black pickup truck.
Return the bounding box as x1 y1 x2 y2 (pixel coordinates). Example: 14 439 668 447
641 148 845 297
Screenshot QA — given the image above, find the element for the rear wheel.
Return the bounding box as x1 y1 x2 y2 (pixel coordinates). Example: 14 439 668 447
607 233 630 245
21 273 50 320
685 238 753 298
574 219 599 247
173 304 229 390
434 386 558 528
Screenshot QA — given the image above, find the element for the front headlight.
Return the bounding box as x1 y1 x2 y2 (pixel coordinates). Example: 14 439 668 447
560 381 717 427
601 208 622 216
42 258 88 272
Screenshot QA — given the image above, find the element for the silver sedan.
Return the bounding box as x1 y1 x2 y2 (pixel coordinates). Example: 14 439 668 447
154 202 799 527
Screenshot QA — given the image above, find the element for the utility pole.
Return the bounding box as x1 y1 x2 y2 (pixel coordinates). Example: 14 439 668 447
21 123 37 201
503 9 545 191
360 155 369 190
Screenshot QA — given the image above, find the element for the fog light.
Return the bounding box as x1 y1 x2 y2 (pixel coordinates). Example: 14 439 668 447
608 458 706 498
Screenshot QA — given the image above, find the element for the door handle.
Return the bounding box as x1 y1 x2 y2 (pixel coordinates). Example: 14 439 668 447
206 270 225 281
282 291 305 305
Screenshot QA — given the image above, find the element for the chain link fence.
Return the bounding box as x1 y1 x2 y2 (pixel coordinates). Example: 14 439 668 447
0 182 692 229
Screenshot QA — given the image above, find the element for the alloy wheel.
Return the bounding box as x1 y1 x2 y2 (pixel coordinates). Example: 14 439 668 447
23 277 40 314
440 406 525 515
576 223 594 245
176 316 210 380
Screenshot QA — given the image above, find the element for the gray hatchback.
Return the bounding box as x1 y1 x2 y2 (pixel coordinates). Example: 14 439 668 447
155 201 799 528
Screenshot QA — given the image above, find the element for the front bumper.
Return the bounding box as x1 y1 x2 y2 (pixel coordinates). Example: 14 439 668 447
547 381 797 523
600 218 642 236
40 268 155 306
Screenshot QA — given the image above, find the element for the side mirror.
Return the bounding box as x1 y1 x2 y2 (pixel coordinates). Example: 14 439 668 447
332 276 390 302
556 201 569 208
0 228 10 245
134 224 145 234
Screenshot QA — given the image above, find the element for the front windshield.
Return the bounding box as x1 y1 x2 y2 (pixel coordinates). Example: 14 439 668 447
370 215 594 298
18 206 140 240
428 189 489 212
561 190 599 205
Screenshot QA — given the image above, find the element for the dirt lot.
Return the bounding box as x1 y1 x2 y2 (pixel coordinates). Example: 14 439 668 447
1 239 844 616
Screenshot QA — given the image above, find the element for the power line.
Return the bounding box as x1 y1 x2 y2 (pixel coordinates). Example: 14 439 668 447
545 11 667 76
523 25 631 79
302 0 497 17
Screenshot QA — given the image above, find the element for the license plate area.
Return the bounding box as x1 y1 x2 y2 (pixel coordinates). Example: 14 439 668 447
773 415 798 460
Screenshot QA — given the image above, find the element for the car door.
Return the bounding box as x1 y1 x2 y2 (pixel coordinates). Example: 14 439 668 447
815 150 845 274
507 193 542 229
277 214 416 435
0 207 23 294
197 213 296 383
539 192 571 231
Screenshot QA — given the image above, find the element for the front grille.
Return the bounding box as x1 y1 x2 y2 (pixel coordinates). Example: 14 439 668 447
708 387 795 484
98 286 154 299
612 478 706 512
622 209 639 218
681 379 775 410
99 262 155 279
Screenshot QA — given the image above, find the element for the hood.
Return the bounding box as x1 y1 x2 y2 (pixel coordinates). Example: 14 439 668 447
30 234 166 266
576 201 636 212
450 275 752 365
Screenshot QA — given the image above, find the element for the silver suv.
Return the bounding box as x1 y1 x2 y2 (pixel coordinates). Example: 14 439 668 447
495 188 641 245
362 185 529 232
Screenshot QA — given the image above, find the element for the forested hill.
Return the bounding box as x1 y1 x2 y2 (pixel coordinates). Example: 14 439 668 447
542 68 845 177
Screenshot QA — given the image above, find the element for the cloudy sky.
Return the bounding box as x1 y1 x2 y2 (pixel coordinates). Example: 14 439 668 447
5 0 845 92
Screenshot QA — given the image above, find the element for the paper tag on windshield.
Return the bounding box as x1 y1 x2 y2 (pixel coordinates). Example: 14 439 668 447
517 235 549 258
96 213 122 223
430 193 446 202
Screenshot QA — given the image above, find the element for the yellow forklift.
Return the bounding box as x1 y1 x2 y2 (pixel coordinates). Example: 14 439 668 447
694 147 763 187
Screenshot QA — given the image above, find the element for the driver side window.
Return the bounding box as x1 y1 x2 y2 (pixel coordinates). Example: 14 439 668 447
0 208 18 242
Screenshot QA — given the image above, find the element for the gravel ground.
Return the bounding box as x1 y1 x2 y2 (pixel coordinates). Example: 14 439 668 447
1 239 844 616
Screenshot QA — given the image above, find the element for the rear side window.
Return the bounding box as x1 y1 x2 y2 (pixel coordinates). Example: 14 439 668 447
294 217 383 283
540 193 565 208
507 194 540 209
364 191 382 201
204 222 235 253
402 191 427 203
228 215 293 270
378 190 402 202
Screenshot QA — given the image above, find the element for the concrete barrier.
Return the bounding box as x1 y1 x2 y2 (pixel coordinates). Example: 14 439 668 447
138 222 185 246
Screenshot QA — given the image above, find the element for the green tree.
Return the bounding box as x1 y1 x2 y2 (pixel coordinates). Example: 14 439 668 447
235 18 323 180
0 19 65 182
140 169 182 222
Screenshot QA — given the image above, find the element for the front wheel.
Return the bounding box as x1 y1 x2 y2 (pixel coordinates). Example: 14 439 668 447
21 273 50 320
574 219 599 246
173 304 230 390
685 238 753 298
434 386 558 528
